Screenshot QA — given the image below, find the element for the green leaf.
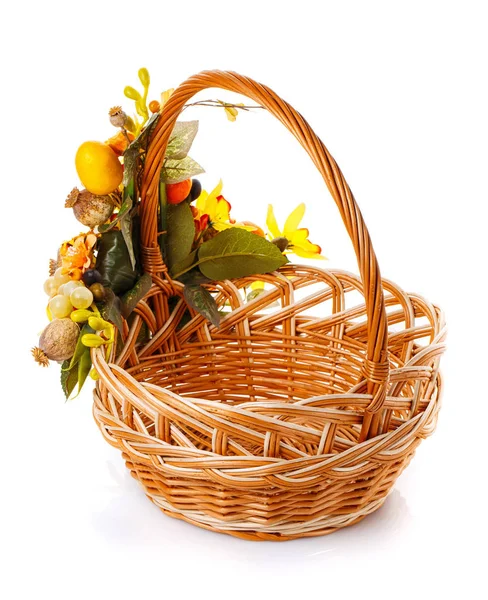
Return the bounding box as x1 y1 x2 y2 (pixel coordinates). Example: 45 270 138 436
120 213 137 270
170 250 198 279
61 360 79 399
77 348 92 394
128 313 151 345
130 212 142 273
160 156 205 184
123 112 160 186
99 195 133 233
183 284 221 327
96 230 138 295
166 121 199 160
178 268 212 286
196 228 288 280
65 324 95 371
121 273 152 318
166 202 196 271
100 288 124 336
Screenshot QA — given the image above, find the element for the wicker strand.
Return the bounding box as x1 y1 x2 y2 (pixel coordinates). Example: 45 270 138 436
141 245 168 276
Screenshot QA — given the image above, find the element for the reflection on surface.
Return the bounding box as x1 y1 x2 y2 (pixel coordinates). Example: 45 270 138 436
91 459 412 564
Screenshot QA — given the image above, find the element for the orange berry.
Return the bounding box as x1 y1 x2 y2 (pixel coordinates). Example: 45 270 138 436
149 100 161 113
166 179 192 204
70 268 83 281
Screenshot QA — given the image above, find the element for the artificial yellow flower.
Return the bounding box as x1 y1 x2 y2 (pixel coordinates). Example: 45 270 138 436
195 181 255 232
224 105 238 122
161 88 175 108
266 203 325 259
194 180 232 231
217 100 245 122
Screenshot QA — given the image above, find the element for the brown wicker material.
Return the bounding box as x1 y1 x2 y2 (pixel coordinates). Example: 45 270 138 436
92 71 446 541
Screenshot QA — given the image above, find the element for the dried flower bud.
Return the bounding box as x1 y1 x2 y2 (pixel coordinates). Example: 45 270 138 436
271 237 290 253
108 106 128 128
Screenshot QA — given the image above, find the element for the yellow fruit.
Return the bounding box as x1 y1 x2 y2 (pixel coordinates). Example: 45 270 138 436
75 141 123 195
81 333 106 348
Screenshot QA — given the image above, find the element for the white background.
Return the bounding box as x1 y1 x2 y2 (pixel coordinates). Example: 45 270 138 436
1 1 486 598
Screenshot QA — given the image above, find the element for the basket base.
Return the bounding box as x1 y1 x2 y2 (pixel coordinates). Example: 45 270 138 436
127 463 390 541
149 493 385 542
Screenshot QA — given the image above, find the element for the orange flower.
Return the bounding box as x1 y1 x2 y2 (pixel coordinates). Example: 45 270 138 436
105 130 135 156
60 233 97 278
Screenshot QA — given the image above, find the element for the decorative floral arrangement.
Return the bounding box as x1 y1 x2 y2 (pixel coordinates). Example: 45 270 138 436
32 68 324 398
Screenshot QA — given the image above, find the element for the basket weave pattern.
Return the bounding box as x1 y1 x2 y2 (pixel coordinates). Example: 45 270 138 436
92 72 446 540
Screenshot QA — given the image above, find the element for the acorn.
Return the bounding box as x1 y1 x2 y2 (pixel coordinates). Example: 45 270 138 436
65 187 114 229
33 318 80 365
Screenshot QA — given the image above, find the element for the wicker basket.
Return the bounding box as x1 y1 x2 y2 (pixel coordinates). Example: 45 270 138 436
92 71 446 541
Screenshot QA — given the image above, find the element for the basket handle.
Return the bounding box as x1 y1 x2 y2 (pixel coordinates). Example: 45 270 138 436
140 70 389 440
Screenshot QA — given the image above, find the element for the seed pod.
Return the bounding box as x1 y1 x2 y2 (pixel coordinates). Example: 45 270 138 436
138 68 150 88
68 189 114 228
81 333 106 348
108 106 128 128
71 309 93 323
38 318 80 362
88 316 111 332
271 237 290 253
124 86 141 101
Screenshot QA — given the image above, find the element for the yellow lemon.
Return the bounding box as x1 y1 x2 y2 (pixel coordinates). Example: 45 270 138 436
75 141 123 195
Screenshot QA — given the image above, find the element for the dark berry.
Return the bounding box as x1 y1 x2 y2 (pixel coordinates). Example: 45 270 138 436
82 269 102 286
89 283 106 302
190 179 202 200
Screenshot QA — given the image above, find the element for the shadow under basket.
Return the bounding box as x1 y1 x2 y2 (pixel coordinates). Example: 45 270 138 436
92 71 446 541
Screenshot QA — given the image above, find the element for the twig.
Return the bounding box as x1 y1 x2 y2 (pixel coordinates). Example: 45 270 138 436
183 99 265 112
121 127 132 145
